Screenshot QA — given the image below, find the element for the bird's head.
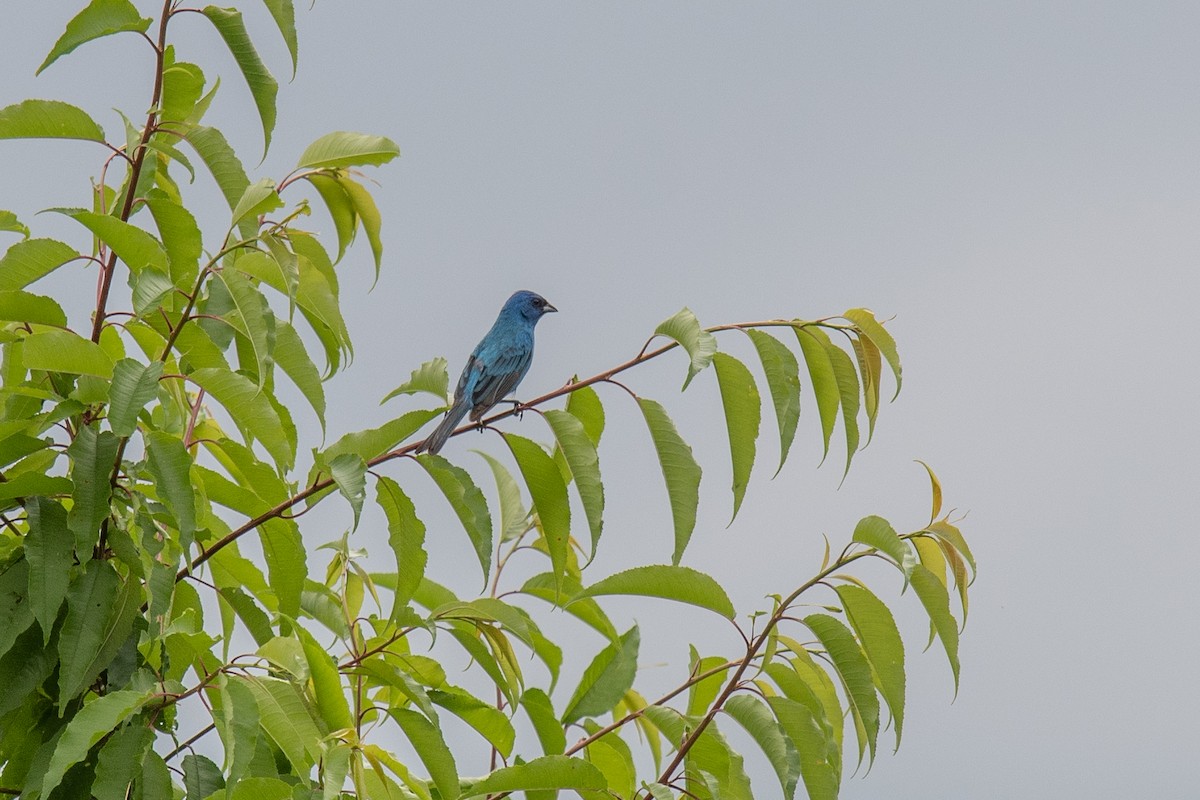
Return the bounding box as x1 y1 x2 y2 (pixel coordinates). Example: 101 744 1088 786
504 290 558 323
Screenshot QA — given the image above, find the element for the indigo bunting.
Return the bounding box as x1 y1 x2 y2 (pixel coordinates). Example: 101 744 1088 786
417 290 557 454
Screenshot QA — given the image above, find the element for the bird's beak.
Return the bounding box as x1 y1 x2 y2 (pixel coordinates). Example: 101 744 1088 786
544 302 558 313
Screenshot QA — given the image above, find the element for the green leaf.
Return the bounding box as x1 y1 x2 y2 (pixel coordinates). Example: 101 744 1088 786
637 397 701 565
38 689 151 797
824 335 860 478
25 497 73 643
330 452 367 530
0 558 34 657
260 0 298 76
58 560 141 705
0 210 29 238
725 694 801 800
183 754 225 799
836 584 906 749
335 173 384 282
712 352 761 522
685 724 753 800
261 518 306 617
544 408 604 561
584 728 636 800
304 173 355 263
106 359 162 437
239 675 323 772
219 265 276 387
745 329 801 476
145 430 197 546
427 686 516 758
415 453 492 582
23 330 114 377
804 613 879 765
575 565 735 619
273 320 326 432
926 517 977 577
0 473 72 508
503 433 571 589
521 572 619 642
66 423 119 548
215 675 260 788
793 325 840 464
190 367 294 470
0 238 78 290
655 307 717 390
477 451 531 543
376 476 427 616
909 564 961 691
93 722 153 800
230 177 284 227
463 755 606 798
381 357 449 404
843 308 902 399
0 289 67 327
186 125 251 217
316 408 440 472
852 515 915 577
521 688 566 755
562 626 639 724
298 131 401 169
201 6 278 155
50 207 168 272
566 383 605 445
38 0 152 74
766 696 840 800
160 56 205 124
297 627 353 731
389 708 460 800
0 99 104 141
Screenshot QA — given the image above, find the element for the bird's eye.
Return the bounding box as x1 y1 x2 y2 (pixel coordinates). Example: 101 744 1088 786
533 298 543 307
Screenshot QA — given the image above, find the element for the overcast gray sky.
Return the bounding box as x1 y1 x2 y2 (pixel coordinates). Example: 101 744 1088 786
4 2 1199 798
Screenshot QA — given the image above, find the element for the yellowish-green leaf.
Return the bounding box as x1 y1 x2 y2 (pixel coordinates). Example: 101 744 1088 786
0 210 29 239
463 755 606 798
382 357 449 404
712 352 760 522
544 408 604 562
842 308 901 399
38 0 151 75
909 564 961 692
793 325 839 464
0 290 67 327
335 173 384 282
804 613 879 766
190 367 293 470
50 208 168 272
389 708 459 800
725 694 801 800
745 329 801 476
375 476 427 617
0 238 78 290
298 131 401 169
835 584 905 749
504 433 571 590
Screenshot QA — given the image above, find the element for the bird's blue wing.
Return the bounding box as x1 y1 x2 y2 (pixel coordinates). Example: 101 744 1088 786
468 345 532 420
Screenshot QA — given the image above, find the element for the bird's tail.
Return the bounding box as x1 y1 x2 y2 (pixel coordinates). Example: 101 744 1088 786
416 402 470 455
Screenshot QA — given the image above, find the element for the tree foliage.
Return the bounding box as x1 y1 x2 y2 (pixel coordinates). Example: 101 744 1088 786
0 3 975 799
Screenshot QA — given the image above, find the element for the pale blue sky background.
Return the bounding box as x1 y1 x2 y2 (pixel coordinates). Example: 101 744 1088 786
4 2 1199 798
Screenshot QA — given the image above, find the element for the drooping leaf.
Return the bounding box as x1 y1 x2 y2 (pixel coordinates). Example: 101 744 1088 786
766 696 840 800
823 335 860 478
584 726 637 800
22 330 114 377
38 689 151 798
521 572 619 641
201 6 278 155
66 423 119 549
334 173 384 281
260 0 298 76
804 613 880 765
185 125 251 216
215 677 260 789
0 238 79 290
297 626 353 731
745 328 801 476
25 497 73 644
463 755 606 798
561 626 639 724
329 452 367 530
38 0 152 74
503 433 571 589
190 367 294 470
916 459 944 524
925 517 977 578
793 325 839 464
261 518 306 617
638 397 701 565
655 307 717 390
239 675 324 772
381 357 449 404
521 688 566 756
0 99 105 141
58 560 141 705
183 754 225 799
106 359 162 437
565 382 605 445
92 722 154 800
909 564 961 691
544 408 604 561
427 686 516 758
145 430 197 546
415 453 492 582
842 308 902 399
712 352 761 522
303 173 355 263
298 131 401 169
272 320 326 432
851 515 914 576
389 708 460 800
159 57 206 124
836 584 906 749
476 451 531 543
575 565 735 619
375 476 427 616
725 694 801 800
0 210 29 238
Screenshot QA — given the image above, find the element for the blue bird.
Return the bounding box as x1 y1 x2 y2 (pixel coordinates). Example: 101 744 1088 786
417 290 557 454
